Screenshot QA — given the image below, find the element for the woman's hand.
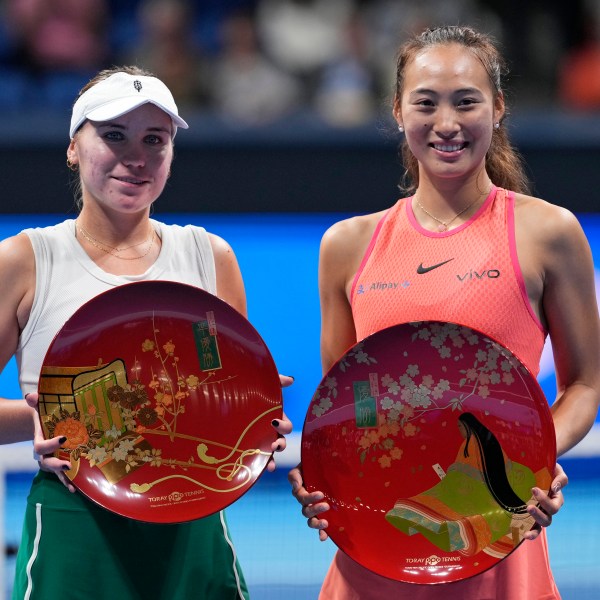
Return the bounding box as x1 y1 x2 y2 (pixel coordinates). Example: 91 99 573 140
288 463 331 541
523 462 568 540
266 375 294 472
25 393 76 493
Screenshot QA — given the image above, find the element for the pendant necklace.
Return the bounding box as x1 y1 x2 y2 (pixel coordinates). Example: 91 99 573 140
76 222 156 261
413 193 484 232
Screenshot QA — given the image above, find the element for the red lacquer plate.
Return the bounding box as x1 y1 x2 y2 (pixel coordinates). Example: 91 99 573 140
302 321 556 584
38 280 282 523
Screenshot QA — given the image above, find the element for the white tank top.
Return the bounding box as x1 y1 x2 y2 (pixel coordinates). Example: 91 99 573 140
16 219 216 395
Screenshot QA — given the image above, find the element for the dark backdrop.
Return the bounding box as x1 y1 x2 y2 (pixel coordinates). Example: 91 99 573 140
3 111 599 214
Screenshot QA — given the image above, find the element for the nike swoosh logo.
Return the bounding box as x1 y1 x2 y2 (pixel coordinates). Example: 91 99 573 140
417 258 454 274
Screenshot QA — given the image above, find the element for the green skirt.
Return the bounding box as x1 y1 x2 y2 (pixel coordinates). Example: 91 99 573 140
12 471 249 600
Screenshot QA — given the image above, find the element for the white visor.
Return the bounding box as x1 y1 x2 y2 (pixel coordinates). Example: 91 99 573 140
69 72 189 139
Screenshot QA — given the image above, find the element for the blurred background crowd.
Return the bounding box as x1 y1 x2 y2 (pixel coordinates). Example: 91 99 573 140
0 0 599 130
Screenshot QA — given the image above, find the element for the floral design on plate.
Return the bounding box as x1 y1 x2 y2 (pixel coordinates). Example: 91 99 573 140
38 281 282 523
302 320 555 584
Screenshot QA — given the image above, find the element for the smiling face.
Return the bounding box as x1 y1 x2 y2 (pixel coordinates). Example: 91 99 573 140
395 43 504 187
67 103 174 216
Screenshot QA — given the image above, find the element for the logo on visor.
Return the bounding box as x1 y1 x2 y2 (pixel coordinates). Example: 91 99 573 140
134 80 142 92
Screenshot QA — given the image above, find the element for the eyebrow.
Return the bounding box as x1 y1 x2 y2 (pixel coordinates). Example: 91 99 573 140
409 87 483 96
97 122 171 134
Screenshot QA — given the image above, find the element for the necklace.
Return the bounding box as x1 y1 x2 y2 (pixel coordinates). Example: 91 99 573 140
76 222 156 261
413 194 483 232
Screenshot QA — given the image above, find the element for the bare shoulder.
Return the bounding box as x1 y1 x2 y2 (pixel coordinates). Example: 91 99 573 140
319 210 388 301
206 231 241 270
321 210 387 261
0 232 36 330
205 230 241 277
514 193 587 249
205 232 246 315
206 231 234 257
0 232 35 277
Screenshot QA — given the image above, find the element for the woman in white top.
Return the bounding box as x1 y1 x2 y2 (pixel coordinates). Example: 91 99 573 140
0 65 292 599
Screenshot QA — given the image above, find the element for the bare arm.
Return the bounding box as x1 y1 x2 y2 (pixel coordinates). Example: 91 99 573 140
539 207 600 455
208 232 248 317
319 212 386 369
318 221 362 372
516 197 600 455
290 214 382 540
208 232 293 465
0 233 38 443
515 197 600 538
0 233 88 491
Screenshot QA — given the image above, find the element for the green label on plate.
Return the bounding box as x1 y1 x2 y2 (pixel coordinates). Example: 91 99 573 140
193 315 222 371
353 381 377 428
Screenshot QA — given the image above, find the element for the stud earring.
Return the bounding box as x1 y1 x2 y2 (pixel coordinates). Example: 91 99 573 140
494 122 500 129
66 158 78 171
398 124 404 133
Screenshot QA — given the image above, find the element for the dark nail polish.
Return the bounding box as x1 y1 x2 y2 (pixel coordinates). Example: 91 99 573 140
59 436 67 444
272 419 280 427
62 465 71 471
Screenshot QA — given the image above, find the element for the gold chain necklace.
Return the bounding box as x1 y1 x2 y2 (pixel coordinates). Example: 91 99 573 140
76 222 156 261
413 194 483 232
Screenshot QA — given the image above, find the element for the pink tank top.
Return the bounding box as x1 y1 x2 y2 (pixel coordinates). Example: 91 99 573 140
351 186 546 375
322 187 559 599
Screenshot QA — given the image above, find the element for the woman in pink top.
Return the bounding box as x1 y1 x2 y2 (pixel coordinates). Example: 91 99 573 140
288 25 600 599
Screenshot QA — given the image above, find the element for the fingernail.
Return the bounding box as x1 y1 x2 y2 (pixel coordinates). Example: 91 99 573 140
272 419 280 427
62 465 71 471
274 443 282 451
552 482 562 494
59 436 67 444
532 487 540 497
285 375 295 381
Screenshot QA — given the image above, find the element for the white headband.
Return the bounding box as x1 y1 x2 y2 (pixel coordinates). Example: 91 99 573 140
69 72 189 139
